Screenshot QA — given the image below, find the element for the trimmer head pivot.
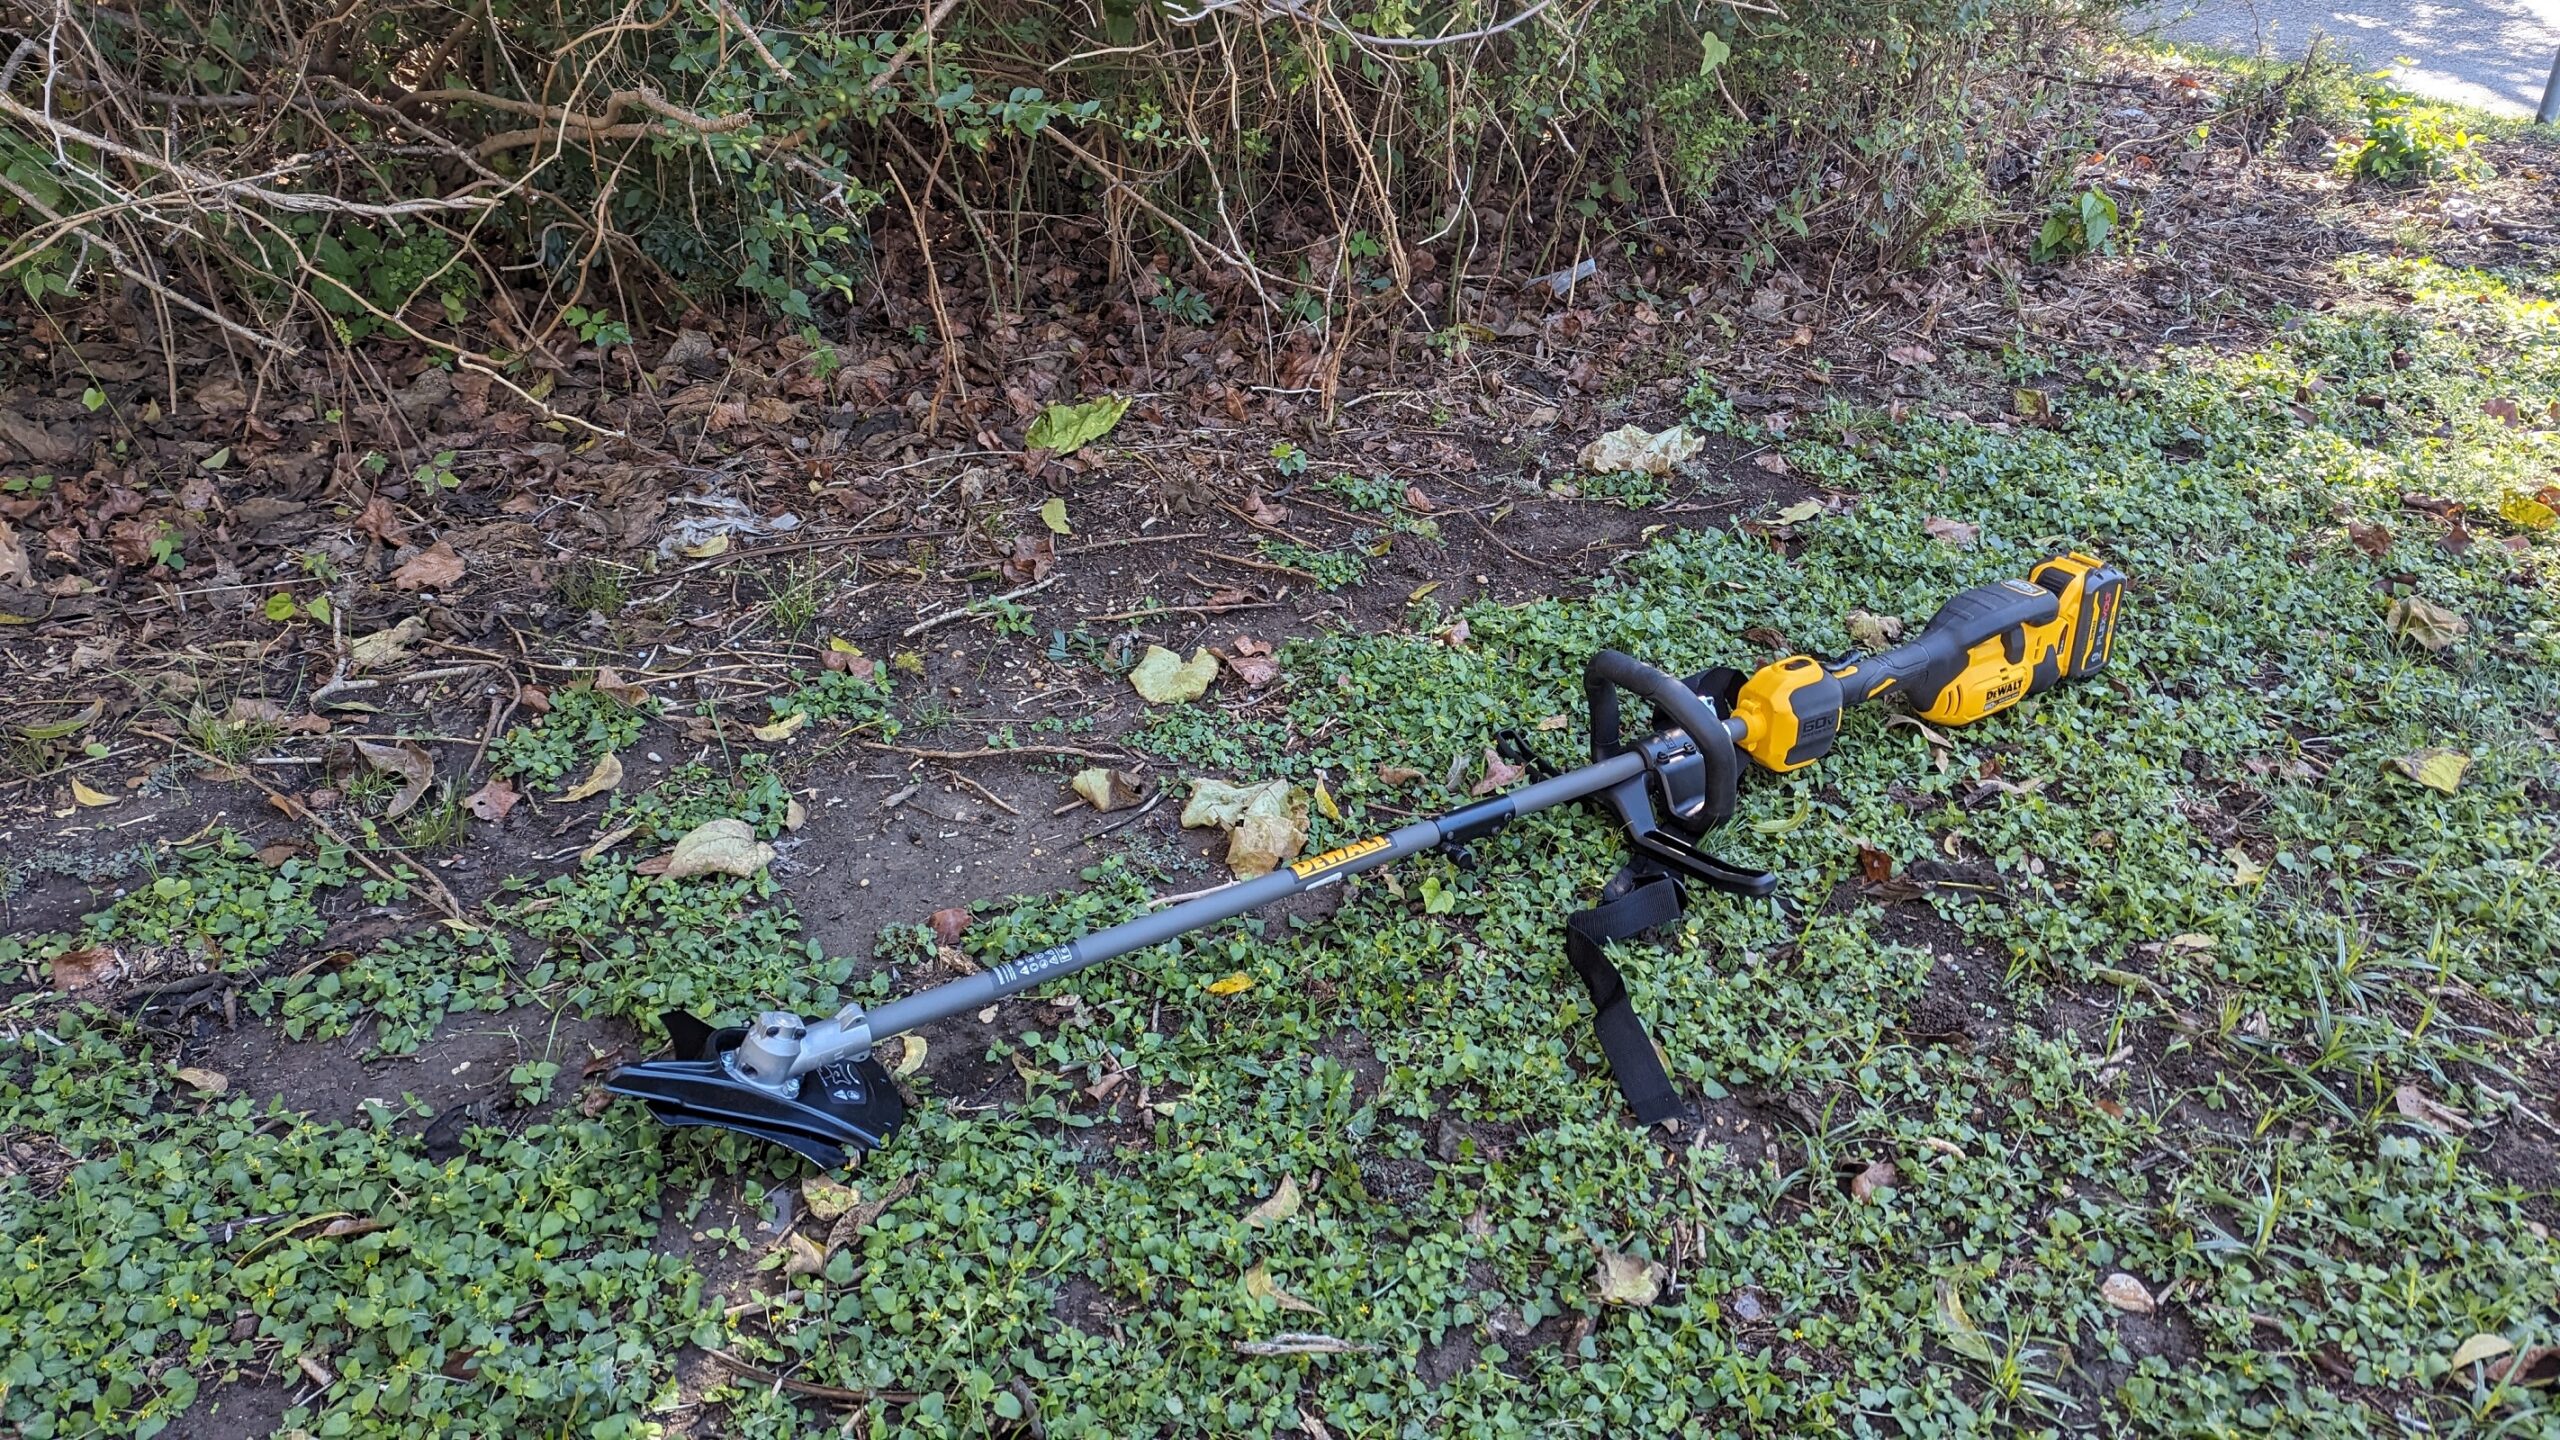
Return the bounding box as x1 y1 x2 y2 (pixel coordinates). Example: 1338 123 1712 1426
605 1011 906 1168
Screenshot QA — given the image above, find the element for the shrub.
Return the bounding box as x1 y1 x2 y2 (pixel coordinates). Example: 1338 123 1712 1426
0 0 2130 340
2340 96 2492 184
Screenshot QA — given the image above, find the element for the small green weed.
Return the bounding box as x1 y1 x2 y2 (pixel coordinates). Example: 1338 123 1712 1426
396 781 470 850
604 754 794 842
2031 184 2125 262
770 666 899 734
487 684 654 783
550 556 627 614
762 559 822 635
2340 95 2492 184
1257 538 1366 589
81 834 353 973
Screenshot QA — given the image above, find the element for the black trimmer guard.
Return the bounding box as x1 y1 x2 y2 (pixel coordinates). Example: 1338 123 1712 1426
605 1012 906 1168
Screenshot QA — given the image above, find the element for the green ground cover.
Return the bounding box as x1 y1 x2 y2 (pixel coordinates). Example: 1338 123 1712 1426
5 253 2557 1438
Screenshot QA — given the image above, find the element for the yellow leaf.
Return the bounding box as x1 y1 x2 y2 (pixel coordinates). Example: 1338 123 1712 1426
1772 499 1825 526
1750 797 1812 835
751 711 808 743
1205 972 1254 996
1243 1261 1322 1315
1038 497 1071 535
70 778 116 807
557 752 624 803
891 1034 928 1078
1408 581 1441 602
2451 1333 2514 1369
1243 1174 1302 1229
2387 748 2469 795
1313 778 1340 822
2384 595 2467 653
828 636 865 657
802 1176 861 1221
681 533 731 559
780 1231 827 1278
2165 933 2216 951
2223 845 2266 888
1128 645 1219 704
1593 1249 1663 1307
2499 493 2557 532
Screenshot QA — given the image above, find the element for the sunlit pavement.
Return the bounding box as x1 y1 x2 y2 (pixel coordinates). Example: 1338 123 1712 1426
2145 0 2560 116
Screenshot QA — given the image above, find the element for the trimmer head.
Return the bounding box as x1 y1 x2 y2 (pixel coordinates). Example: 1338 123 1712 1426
605 1012 905 1168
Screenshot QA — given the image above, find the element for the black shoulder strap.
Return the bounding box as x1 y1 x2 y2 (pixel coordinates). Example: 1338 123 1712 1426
1562 864 1689 1125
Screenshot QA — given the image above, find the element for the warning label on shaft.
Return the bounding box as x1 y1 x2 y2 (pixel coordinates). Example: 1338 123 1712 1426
1289 835 1390 882
992 944 1077 988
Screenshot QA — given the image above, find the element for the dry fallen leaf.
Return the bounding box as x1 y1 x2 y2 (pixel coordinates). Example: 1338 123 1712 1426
2385 748 2470 795
2451 1333 2515 1370
173 1066 230 1095
1579 424 1702 476
558 752 624 803
2100 1273 2155 1314
780 1230 828 1278
49 947 116 991
389 540 465 591
1070 767 1146 812
356 739 436 819
2384 595 2467 653
1129 645 1220 704
891 1033 929 1078
1377 765 1423 787
751 711 808 743
1846 609 1905 650
1848 1160 1898 1203
1857 844 1896 884
465 774 520 821
2346 520 2393 557
1244 1174 1302 1230
659 818 775 881
1244 1261 1323 1315
1181 777 1309 878
349 616 428 671
589 668 649 707
354 495 411 546
2393 1083 2472 1132
1922 516 1980 548
1222 643 1281 688
802 1175 861 1222
929 906 972 945
1593 1249 1664 1308
1470 746 1526 796
0 517 32 587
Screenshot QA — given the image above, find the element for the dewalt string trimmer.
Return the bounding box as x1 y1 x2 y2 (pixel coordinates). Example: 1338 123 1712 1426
610 554 2125 1165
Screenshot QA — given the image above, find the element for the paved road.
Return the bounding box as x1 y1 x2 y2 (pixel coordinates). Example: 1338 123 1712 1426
2146 0 2560 116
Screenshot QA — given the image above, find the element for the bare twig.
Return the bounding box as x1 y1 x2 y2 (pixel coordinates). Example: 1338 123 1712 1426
861 741 1132 765
901 576 1059 637
1231 1333 1380 1356
703 1349 920 1406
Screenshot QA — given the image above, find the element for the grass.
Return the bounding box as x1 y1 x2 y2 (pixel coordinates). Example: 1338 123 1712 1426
5 254 2559 1437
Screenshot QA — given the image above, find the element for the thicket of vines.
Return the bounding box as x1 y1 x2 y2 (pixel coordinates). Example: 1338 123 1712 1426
0 0 2118 358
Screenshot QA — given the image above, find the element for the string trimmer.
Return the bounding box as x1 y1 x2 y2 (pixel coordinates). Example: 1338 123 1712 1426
610 553 2125 1165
